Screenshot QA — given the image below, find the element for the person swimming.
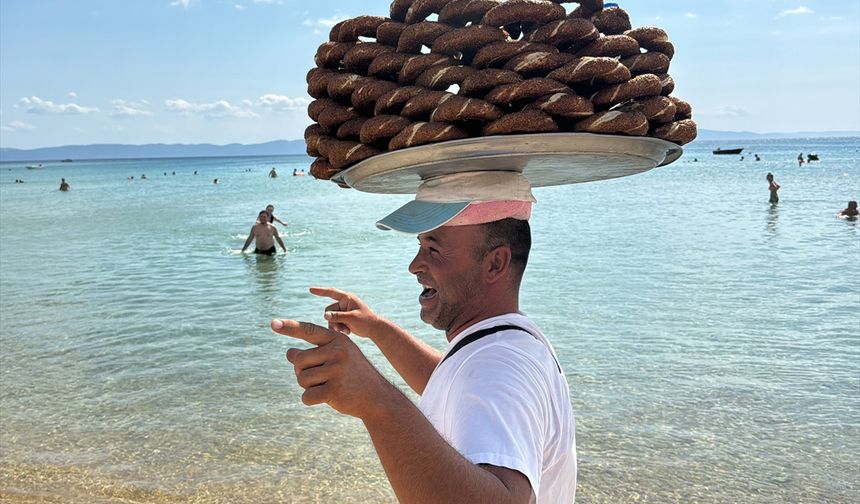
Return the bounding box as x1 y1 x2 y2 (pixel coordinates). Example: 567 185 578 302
838 201 858 220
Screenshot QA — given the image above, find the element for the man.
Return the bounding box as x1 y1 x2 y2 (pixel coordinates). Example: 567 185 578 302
59 178 70 191
241 210 286 255
271 172 576 503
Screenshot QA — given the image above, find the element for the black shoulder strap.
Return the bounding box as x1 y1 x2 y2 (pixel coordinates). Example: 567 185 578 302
439 325 528 366
439 324 563 373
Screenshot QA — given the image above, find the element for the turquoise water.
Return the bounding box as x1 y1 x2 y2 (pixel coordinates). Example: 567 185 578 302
1 137 858 503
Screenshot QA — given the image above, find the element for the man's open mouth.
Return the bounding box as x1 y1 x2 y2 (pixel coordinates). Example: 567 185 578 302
420 286 438 300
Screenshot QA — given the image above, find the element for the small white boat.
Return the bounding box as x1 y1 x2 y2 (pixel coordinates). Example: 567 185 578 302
25 164 44 169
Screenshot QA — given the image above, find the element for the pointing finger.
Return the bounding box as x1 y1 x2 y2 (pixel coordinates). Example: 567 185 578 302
271 319 336 346
309 286 348 302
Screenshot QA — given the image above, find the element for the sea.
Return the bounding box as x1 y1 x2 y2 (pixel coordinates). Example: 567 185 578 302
1 136 858 503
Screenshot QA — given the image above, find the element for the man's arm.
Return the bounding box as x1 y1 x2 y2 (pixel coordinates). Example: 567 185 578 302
273 228 287 253
310 287 441 394
364 390 534 504
241 229 255 253
272 319 533 504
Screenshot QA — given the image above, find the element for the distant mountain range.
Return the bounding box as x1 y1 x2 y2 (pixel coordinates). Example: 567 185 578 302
0 140 307 162
693 129 858 141
1 130 857 162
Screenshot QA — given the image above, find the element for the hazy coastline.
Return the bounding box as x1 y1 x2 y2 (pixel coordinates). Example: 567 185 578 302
2 130 859 163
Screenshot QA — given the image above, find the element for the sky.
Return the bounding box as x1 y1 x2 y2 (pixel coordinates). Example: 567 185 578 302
1 0 858 149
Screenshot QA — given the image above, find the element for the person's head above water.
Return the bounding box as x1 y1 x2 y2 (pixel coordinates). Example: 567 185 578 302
848 201 858 210
766 172 774 182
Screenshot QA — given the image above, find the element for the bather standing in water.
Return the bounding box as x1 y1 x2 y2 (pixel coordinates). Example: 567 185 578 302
766 173 780 205
242 210 286 255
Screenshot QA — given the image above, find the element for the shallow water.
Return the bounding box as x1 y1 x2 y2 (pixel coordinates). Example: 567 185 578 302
1 137 858 503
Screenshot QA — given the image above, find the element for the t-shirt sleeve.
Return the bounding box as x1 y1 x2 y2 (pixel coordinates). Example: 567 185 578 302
443 345 547 496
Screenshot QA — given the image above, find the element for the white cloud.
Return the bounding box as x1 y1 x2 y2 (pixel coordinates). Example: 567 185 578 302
684 13 697 19
713 105 750 117
257 94 310 110
234 0 282 8
165 98 259 118
170 0 195 8
18 96 100 115
110 99 152 118
1 120 36 132
777 6 813 18
303 14 349 29
67 91 78 98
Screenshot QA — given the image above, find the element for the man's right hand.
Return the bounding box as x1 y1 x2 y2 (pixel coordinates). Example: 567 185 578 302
272 318 396 422
309 287 381 338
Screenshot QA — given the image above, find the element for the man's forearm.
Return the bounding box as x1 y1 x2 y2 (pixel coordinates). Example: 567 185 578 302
363 384 526 504
370 320 441 395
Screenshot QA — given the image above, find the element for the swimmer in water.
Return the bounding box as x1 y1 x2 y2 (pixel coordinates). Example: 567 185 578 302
838 201 858 220
59 178 70 191
263 204 288 227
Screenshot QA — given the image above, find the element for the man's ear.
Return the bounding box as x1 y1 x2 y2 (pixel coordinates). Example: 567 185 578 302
483 246 512 284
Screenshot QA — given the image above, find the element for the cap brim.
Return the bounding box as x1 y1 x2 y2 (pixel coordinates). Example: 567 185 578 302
376 200 470 234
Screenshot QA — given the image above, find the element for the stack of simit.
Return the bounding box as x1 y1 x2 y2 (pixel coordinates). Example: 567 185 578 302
305 0 697 180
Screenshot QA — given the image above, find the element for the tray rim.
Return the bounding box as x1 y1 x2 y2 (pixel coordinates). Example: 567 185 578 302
331 132 683 194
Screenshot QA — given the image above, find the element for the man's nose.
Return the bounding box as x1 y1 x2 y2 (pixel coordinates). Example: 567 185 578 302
408 251 424 275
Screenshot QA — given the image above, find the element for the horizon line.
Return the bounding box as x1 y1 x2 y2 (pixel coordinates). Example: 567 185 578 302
2 129 859 152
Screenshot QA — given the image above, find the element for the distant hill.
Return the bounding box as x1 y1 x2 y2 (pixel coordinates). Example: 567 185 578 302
696 129 859 141
2 130 858 162
0 140 308 162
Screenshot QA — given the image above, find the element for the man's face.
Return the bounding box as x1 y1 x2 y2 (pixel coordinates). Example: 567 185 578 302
408 225 486 333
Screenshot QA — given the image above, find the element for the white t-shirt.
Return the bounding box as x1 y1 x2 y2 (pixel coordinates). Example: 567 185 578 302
419 313 577 503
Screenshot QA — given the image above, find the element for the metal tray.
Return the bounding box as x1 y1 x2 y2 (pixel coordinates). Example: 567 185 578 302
331 133 683 194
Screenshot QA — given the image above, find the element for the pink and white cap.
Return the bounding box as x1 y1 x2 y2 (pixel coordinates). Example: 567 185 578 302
375 171 535 234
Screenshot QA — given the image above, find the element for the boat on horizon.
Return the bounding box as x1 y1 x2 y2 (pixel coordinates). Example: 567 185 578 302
713 147 744 155
25 164 44 169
